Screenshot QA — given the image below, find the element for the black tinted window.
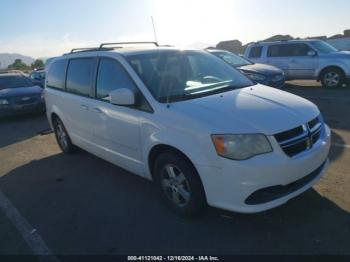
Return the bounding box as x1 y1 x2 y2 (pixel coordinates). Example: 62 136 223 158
96 58 136 100
267 44 312 57
249 46 263 58
0 75 33 90
66 58 95 96
47 59 68 89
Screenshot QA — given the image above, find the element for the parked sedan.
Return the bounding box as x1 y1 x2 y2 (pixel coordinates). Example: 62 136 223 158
207 49 285 88
0 73 45 117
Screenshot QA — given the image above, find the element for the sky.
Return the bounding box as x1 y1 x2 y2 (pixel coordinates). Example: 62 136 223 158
0 0 349 58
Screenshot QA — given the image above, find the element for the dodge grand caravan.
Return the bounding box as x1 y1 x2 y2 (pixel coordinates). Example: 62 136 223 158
45 42 331 216
244 39 350 88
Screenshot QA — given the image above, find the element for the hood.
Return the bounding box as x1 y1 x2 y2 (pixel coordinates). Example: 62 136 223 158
0 86 42 98
323 51 350 59
238 63 283 75
172 84 319 135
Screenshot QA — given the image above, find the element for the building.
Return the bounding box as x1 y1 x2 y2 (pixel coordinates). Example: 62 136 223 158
216 40 243 54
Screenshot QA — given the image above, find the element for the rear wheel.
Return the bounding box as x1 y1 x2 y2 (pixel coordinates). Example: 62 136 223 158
321 68 345 88
153 152 206 217
53 117 75 153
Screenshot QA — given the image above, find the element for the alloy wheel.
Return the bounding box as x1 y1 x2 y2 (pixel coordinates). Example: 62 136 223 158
55 120 68 150
324 72 340 87
161 164 191 207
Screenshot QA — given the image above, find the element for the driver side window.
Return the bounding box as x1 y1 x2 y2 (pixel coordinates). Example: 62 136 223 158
96 58 137 100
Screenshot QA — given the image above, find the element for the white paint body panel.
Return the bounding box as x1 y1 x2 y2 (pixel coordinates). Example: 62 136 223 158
45 50 331 213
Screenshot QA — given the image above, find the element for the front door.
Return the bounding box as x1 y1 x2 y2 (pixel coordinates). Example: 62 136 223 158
90 57 143 174
266 43 319 80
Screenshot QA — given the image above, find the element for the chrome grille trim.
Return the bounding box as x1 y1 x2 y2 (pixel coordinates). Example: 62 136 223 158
274 116 323 157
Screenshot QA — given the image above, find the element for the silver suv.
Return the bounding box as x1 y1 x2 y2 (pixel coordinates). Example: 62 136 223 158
244 40 350 88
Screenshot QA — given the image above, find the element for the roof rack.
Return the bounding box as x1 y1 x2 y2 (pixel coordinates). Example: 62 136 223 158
70 47 110 53
254 39 292 45
66 42 160 55
99 41 159 49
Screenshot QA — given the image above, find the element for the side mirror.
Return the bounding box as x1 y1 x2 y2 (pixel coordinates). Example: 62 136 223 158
109 88 135 106
307 50 317 57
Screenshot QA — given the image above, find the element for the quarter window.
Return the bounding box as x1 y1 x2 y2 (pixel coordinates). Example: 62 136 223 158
96 58 136 100
47 59 68 89
248 46 263 58
66 58 95 96
267 44 312 57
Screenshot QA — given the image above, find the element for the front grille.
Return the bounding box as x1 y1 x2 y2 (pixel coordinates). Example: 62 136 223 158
245 160 327 205
11 95 40 105
274 116 323 157
271 74 284 82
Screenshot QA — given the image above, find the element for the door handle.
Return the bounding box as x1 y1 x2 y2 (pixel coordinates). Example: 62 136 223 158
80 104 89 110
93 107 103 114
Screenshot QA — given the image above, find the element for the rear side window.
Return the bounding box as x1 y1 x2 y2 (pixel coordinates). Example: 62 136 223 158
47 59 68 89
248 46 263 58
96 58 136 100
267 44 312 57
66 58 95 96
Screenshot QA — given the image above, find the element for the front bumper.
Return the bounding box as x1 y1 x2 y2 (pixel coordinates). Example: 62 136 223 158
0 102 45 117
260 76 285 88
196 124 331 213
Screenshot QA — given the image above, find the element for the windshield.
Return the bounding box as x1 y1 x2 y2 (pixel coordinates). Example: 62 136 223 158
310 41 338 54
126 50 253 103
211 51 252 67
0 75 34 90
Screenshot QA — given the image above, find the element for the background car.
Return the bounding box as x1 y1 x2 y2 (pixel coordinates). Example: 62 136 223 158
244 39 350 88
0 72 45 117
29 69 45 88
207 49 285 88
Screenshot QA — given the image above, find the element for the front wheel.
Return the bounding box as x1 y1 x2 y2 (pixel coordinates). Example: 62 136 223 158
321 68 345 88
153 152 206 217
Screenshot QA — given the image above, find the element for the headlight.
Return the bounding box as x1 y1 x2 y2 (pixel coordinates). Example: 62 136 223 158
211 134 272 160
245 73 266 81
0 99 9 105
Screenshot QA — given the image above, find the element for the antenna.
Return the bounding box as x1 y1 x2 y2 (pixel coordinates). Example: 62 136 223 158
151 16 158 43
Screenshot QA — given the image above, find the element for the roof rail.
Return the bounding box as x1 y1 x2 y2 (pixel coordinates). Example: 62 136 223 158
65 47 113 55
70 47 100 53
255 39 292 45
99 42 159 49
66 42 160 55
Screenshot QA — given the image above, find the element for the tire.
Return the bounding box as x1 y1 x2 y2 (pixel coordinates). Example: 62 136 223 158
321 68 345 88
53 117 75 154
153 151 206 217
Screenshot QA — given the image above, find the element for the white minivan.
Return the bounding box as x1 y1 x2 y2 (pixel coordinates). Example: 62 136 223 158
45 42 331 216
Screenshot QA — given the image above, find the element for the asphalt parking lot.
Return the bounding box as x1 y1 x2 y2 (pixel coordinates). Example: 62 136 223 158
0 81 349 257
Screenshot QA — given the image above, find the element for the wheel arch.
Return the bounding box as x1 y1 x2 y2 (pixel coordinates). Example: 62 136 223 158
148 144 196 179
147 143 208 204
317 65 346 81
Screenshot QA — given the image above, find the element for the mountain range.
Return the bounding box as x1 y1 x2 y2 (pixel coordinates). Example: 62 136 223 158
0 53 35 69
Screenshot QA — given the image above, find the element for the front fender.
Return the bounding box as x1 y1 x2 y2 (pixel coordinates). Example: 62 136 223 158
315 61 350 79
141 126 219 179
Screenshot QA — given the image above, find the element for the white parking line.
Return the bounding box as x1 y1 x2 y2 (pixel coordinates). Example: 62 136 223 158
331 143 350 149
0 190 60 262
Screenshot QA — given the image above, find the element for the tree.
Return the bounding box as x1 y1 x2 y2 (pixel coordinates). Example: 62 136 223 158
7 59 30 71
31 59 44 70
